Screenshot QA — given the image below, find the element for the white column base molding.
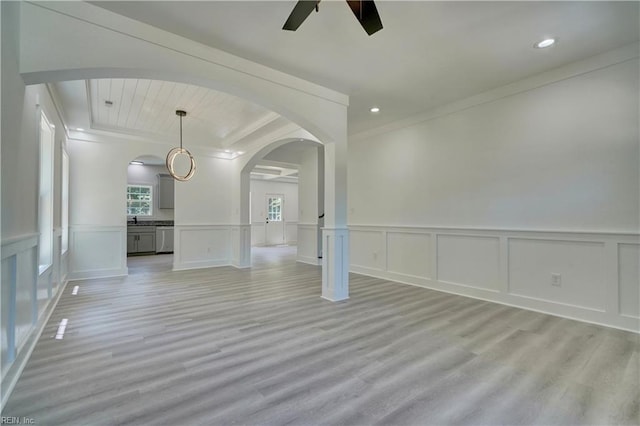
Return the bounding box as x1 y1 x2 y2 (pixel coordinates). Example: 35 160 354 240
321 227 349 301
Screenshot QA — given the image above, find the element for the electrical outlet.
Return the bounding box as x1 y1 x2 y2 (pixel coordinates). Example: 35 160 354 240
551 273 562 287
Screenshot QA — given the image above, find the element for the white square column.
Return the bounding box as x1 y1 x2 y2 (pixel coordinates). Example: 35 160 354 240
321 133 349 301
321 228 349 301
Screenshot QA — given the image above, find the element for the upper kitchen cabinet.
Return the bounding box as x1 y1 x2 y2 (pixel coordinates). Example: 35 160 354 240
157 173 174 209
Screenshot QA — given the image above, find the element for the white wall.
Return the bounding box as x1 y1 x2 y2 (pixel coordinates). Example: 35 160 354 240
1 1 69 409
127 164 174 221
67 138 129 280
67 134 240 275
250 179 298 246
173 153 235 271
349 58 639 232
348 53 639 332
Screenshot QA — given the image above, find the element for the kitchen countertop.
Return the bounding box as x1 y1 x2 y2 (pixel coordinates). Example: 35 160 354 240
127 220 174 226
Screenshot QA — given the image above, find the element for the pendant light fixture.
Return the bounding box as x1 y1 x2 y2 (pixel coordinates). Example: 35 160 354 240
166 110 196 181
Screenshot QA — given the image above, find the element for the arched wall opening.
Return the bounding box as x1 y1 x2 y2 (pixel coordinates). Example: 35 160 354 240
126 155 175 274
17 0 350 301
239 138 325 267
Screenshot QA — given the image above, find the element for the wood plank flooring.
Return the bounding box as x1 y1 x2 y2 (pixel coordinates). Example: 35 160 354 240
4 246 639 425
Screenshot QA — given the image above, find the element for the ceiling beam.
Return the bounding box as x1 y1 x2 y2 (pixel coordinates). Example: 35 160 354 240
219 111 281 148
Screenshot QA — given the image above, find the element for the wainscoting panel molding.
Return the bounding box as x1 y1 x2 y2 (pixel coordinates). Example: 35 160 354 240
618 243 640 319
297 224 320 265
1 233 68 410
349 225 639 332
387 231 431 280
508 238 606 311
174 225 232 271
250 221 298 247
231 225 251 268
69 226 127 280
251 223 265 247
285 222 298 245
350 230 385 272
437 234 500 291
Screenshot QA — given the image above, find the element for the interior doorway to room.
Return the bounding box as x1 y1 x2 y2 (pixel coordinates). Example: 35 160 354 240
245 140 324 267
126 154 175 274
250 174 298 249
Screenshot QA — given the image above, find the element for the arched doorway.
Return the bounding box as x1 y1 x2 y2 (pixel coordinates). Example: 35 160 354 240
126 155 175 274
17 1 350 300
241 138 324 267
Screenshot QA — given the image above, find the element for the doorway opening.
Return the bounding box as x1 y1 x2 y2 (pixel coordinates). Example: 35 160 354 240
245 140 324 266
249 168 298 260
126 154 175 274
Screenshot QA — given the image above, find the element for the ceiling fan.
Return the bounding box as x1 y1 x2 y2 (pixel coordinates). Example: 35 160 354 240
283 0 383 36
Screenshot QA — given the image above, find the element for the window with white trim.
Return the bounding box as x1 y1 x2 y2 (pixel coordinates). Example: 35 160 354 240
127 185 153 216
38 112 55 272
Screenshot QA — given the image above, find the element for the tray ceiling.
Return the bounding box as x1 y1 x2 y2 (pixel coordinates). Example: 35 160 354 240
88 78 279 147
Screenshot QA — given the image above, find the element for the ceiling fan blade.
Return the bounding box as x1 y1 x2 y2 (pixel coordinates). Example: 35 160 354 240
283 0 321 31
346 0 383 35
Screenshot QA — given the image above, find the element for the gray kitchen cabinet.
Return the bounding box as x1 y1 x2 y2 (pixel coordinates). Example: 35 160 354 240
136 233 155 253
127 226 156 254
127 234 137 253
157 174 174 209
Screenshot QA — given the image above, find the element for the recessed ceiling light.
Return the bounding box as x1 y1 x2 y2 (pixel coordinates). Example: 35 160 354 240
130 160 144 165
224 150 231 153
370 107 380 113
534 38 556 49
76 128 84 131
237 151 244 155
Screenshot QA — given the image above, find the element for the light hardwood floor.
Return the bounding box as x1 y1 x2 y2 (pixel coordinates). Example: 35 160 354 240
4 246 639 425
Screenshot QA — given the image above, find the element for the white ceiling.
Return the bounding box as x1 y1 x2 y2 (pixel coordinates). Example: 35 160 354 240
92 1 639 135
88 78 276 145
51 78 292 154
53 1 639 167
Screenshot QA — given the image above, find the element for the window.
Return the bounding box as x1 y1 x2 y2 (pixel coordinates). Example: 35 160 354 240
267 196 282 222
127 185 153 216
61 151 69 254
39 112 55 272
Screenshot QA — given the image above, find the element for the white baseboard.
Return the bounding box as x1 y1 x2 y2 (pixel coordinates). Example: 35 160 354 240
297 255 322 266
173 259 230 271
68 267 128 281
350 265 639 334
